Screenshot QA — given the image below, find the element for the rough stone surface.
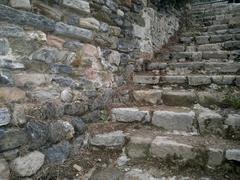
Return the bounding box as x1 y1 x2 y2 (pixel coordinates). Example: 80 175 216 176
208 148 224 167
225 114 240 129
150 136 195 160
127 135 153 158
12 104 26 126
0 24 25 37
0 38 9 55
152 110 195 132
188 76 211 86
70 117 87 135
54 22 93 42
9 0 31 10
0 5 55 32
0 129 28 152
0 108 10 126
26 121 49 149
11 151 45 177
60 88 73 102
111 108 150 123
44 141 71 164
90 131 126 147
133 90 162 105
162 91 196 107
225 149 240 162
212 75 235 85
0 158 10 180
62 0 90 14
90 167 124 180
79 17 100 31
49 120 75 143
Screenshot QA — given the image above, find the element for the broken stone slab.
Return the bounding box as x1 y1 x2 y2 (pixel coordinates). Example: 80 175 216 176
152 110 195 132
150 136 196 160
212 75 235 85
188 76 211 86
133 90 162 105
0 5 55 32
62 0 90 14
10 151 45 177
127 135 153 158
225 114 240 129
208 148 224 167
111 108 150 123
0 108 11 126
225 149 240 162
54 22 93 42
194 104 223 134
90 131 126 147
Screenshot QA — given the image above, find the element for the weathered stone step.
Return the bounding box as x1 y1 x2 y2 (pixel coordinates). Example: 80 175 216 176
146 61 240 74
132 89 231 107
192 1 228 9
180 34 240 45
133 74 240 86
126 128 240 167
111 106 196 132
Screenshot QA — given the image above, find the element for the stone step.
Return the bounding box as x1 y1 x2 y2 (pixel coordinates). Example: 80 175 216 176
126 128 240 168
192 1 228 9
192 4 240 15
132 89 231 107
133 74 240 86
146 61 240 74
180 34 240 45
111 106 196 132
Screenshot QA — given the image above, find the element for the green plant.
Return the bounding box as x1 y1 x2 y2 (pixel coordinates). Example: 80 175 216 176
223 95 240 109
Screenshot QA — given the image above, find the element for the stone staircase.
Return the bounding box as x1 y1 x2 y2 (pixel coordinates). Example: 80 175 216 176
105 0 240 174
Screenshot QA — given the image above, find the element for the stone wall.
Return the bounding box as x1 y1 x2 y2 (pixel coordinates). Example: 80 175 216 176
0 0 180 178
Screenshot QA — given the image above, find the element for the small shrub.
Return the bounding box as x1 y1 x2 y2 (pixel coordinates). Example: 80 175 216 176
223 95 240 109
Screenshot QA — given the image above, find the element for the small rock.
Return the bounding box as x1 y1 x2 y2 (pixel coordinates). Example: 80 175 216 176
0 69 14 86
44 141 71 164
71 135 84 156
90 131 126 148
9 0 31 10
3 149 19 161
0 158 10 180
49 120 75 143
0 108 10 126
70 117 87 135
0 38 10 55
11 151 45 177
61 88 73 102
12 104 26 126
